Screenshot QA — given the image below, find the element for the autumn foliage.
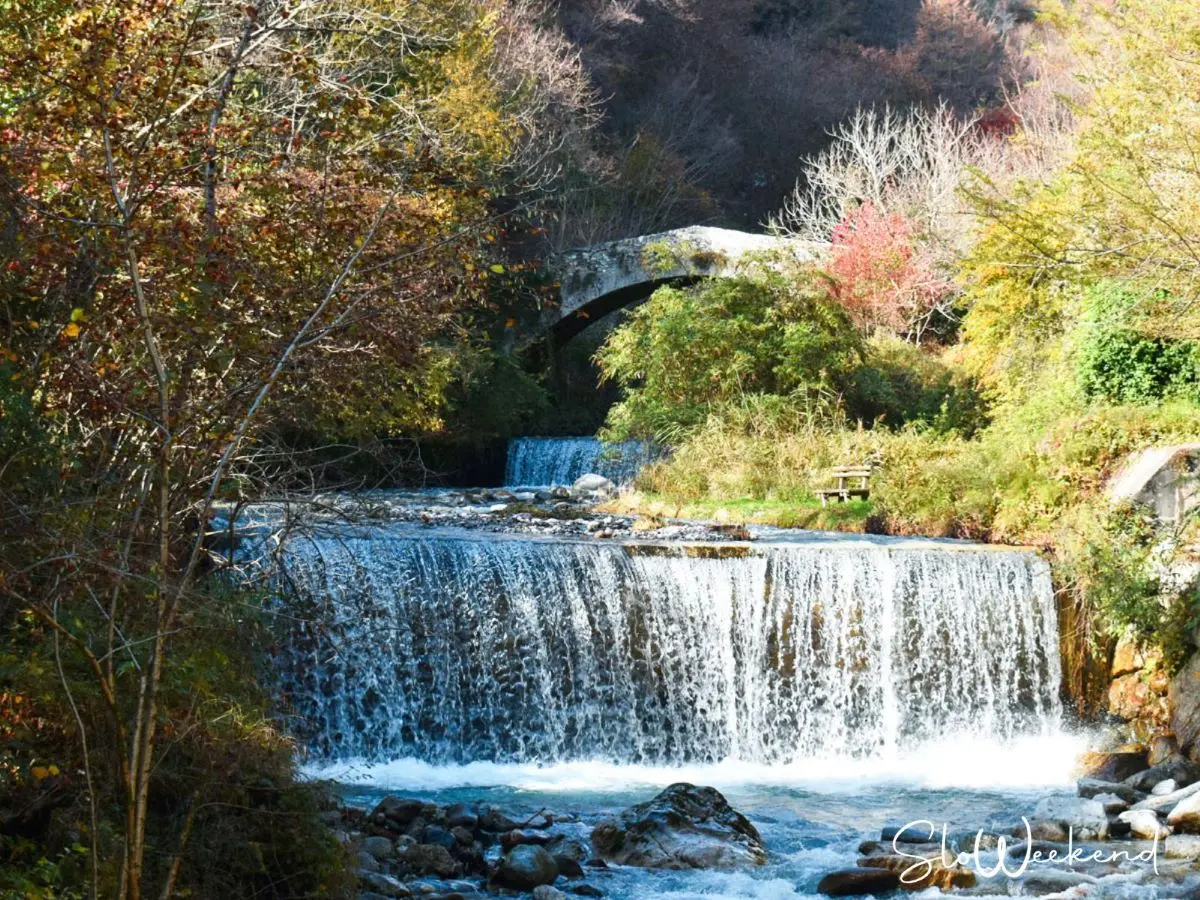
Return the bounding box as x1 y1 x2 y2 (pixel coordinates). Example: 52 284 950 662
828 202 954 339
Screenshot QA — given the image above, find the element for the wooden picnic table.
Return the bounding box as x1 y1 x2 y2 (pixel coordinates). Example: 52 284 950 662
815 465 872 506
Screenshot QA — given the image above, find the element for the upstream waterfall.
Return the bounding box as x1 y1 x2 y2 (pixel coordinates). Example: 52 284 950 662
504 437 652 486
271 526 1061 766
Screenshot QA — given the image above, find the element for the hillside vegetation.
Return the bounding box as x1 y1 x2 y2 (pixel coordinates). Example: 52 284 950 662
597 0 1200 700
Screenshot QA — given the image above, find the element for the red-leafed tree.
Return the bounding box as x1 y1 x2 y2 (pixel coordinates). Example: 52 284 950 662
828 201 955 341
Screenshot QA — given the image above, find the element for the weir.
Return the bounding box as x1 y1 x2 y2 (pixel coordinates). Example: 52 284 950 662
270 525 1061 767
504 436 652 486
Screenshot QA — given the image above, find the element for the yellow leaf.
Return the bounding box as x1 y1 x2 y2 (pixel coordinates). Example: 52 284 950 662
31 766 48 782
70 307 86 323
489 264 505 274
62 323 80 339
48 764 60 776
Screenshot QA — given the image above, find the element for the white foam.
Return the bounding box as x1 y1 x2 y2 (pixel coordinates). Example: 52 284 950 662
301 731 1089 794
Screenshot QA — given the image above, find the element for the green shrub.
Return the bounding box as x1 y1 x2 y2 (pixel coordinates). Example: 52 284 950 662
597 272 862 442
1077 282 1200 404
846 334 988 435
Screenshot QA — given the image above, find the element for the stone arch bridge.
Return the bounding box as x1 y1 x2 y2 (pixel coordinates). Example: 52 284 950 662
540 226 826 343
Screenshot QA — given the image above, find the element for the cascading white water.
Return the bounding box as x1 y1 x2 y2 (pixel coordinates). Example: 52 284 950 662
270 525 1061 766
504 436 652 486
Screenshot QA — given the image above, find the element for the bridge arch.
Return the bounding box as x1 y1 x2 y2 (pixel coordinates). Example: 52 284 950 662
544 226 826 343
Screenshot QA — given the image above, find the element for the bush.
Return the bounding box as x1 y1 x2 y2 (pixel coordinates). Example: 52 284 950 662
847 334 987 434
1077 283 1200 405
596 271 862 442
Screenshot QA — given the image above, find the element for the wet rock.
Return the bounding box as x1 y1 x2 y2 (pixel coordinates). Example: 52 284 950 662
1079 750 1149 783
361 835 394 860
584 858 608 869
501 828 554 850
1092 792 1130 814
1108 815 1133 838
359 871 413 898
568 886 604 897
1150 735 1182 766
1154 779 1180 795
495 844 559 890
1132 780 1200 812
550 486 571 500
572 474 615 495
1167 791 1200 832
477 806 521 833
880 823 942 844
450 825 475 846
1164 834 1200 858
423 825 457 851
1078 778 1144 805
590 783 766 869
1119 808 1171 839
372 797 426 830
857 851 976 891
1014 869 1097 894
399 842 461 878
548 837 590 862
816 868 901 896
356 850 381 873
1125 758 1200 791
444 803 479 830
531 887 568 900
1030 796 1108 840
552 855 584 878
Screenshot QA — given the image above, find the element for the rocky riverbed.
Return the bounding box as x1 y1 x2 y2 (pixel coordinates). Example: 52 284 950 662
325 760 1200 900
215 475 756 546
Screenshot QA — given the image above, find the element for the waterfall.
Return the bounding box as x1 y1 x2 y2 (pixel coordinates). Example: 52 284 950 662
504 437 652 486
269 526 1061 766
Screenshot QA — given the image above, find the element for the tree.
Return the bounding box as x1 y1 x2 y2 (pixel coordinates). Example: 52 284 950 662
0 1 582 896
827 201 955 340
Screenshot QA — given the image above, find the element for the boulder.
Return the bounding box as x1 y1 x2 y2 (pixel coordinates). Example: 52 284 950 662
1150 735 1182 766
443 802 479 830
398 842 460 878
572 474 616 495
857 852 976 891
361 835 394 860
356 850 381 873
1092 792 1129 814
1077 778 1143 805
532 887 568 900
1165 834 1200 858
1078 749 1149 783
1168 791 1200 833
500 828 555 850
1133 780 1200 813
816 868 901 896
1118 809 1171 840
1016 870 1097 893
358 871 412 898
371 796 426 830
1171 652 1200 754
1154 779 1180 795
477 805 521 833
1030 796 1108 841
496 844 559 890
1124 758 1200 791
589 783 766 869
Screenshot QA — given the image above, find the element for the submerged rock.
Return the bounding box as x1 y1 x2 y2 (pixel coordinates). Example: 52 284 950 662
816 867 901 896
590 783 766 869
1030 796 1108 841
495 843 558 890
